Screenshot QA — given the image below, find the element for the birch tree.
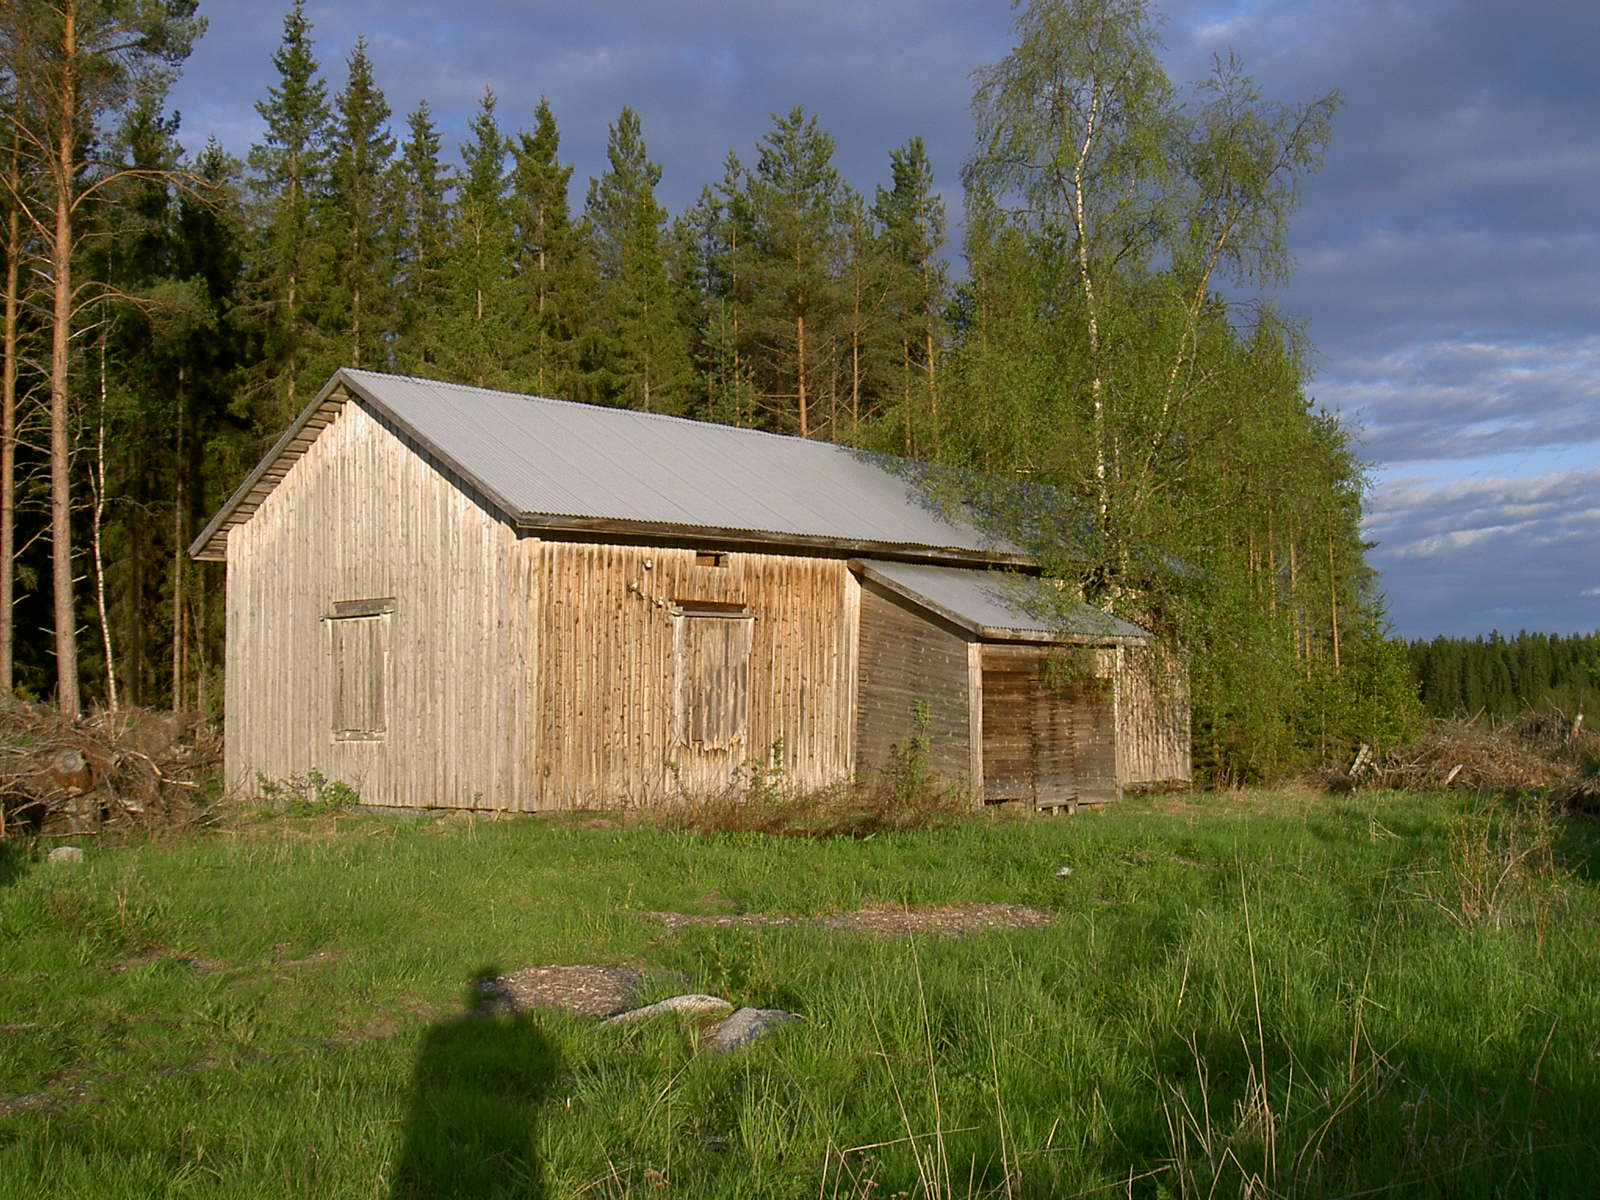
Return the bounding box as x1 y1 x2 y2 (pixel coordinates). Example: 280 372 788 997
966 0 1338 598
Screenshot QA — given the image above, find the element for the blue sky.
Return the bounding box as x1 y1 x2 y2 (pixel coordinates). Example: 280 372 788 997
166 0 1600 641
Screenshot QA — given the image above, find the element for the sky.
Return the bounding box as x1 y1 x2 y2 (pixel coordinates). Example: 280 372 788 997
164 0 1600 642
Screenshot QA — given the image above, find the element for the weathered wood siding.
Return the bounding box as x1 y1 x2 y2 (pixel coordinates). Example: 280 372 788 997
224 394 539 809
530 543 857 805
1115 642 1192 788
225 396 859 810
854 580 974 786
220 386 1180 809
980 645 1118 806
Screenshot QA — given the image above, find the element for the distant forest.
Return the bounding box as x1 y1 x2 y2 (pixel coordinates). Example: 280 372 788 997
1407 632 1600 719
3 0 1429 781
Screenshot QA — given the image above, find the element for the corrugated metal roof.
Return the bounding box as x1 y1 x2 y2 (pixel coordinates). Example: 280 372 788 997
854 559 1150 644
337 370 1012 555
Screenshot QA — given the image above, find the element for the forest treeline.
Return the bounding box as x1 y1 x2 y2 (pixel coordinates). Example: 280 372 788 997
1407 632 1600 720
1 0 1427 782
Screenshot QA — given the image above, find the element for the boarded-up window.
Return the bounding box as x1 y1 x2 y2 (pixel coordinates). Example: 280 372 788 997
328 599 393 741
673 603 754 750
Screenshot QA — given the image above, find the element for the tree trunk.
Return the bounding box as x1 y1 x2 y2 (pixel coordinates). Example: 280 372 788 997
1328 529 1341 673
1 132 20 695
795 312 808 438
172 366 186 710
901 339 913 456
93 333 116 710
48 0 81 718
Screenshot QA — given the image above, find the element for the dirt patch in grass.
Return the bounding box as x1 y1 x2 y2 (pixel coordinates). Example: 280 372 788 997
642 902 1057 938
272 946 345 969
0 1091 57 1118
482 964 652 1019
112 947 229 975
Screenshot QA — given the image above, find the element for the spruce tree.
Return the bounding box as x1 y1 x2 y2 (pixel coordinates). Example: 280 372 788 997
393 101 451 375
510 97 581 396
0 103 29 694
431 89 517 388
314 36 396 376
582 106 690 412
248 0 331 419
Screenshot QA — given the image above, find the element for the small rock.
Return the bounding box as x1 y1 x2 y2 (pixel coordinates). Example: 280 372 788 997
47 846 85 865
702 1007 796 1053
600 993 734 1027
1055 865 1074 877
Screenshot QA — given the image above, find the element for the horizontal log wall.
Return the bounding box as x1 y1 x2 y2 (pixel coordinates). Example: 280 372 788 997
225 394 538 809
855 581 975 788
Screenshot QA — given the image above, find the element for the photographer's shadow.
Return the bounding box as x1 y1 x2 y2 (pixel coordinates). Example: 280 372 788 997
391 969 561 1198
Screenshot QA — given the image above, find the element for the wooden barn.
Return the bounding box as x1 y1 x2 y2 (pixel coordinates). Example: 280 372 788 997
192 369 1189 812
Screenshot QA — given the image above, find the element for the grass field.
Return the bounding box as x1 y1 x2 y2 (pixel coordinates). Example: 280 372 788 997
2 789 1598 1197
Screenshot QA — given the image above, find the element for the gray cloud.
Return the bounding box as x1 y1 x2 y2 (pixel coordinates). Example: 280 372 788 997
1367 469 1600 637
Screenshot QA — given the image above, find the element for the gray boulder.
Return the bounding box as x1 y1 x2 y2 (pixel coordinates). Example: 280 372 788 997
703 1007 797 1053
600 993 734 1027
47 846 85 865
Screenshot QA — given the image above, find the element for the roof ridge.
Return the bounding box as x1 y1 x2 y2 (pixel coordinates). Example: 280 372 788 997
339 368 897 456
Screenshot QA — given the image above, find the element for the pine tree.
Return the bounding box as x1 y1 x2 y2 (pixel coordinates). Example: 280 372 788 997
672 152 759 424
581 106 690 412
0 0 204 716
835 192 892 438
740 107 847 437
873 136 946 454
248 0 330 420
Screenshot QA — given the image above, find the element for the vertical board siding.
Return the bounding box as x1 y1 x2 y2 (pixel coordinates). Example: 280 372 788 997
531 543 856 807
1115 642 1192 787
854 581 974 786
225 395 538 809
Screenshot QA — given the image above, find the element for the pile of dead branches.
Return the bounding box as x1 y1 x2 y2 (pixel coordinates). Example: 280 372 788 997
0 698 221 840
1335 709 1599 809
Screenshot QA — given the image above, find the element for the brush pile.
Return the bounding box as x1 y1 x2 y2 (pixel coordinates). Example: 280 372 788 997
0 698 221 840
1338 710 1600 809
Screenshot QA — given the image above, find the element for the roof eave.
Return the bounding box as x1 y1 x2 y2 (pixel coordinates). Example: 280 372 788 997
188 368 535 563
515 512 1031 567
851 558 1149 646
975 626 1149 646
188 370 357 561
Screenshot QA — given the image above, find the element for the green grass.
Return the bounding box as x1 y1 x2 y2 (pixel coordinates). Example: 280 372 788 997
2 790 1598 1197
